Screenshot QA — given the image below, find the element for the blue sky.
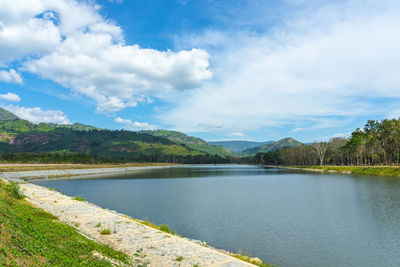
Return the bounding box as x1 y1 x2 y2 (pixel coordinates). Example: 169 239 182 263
1 0 400 142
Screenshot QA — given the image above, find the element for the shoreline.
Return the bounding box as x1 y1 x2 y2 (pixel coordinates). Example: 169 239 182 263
266 165 351 174
1 166 264 267
266 165 400 177
1 165 179 182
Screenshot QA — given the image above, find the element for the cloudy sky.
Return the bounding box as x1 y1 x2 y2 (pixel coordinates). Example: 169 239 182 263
1 0 399 142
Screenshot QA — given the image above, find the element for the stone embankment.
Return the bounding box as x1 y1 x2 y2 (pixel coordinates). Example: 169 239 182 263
1 166 174 181
2 167 256 267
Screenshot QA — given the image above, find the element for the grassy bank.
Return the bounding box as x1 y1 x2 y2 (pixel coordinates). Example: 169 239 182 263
0 180 134 266
291 166 400 177
0 162 176 173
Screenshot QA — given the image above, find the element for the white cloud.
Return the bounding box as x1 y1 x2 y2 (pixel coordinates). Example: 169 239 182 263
316 132 352 142
115 117 156 130
0 0 211 112
0 92 21 102
163 0 400 133
3 105 70 124
227 132 245 137
0 69 22 83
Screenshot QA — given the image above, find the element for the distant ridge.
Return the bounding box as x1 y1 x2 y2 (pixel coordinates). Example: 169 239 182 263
209 140 273 153
143 130 235 157
242 137 303 155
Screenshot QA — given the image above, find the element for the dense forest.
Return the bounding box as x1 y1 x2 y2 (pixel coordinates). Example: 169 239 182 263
255 119 400 166
0 108 231 164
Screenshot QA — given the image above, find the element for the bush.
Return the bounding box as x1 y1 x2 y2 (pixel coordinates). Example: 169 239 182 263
159 224 174 235
6 181 25 199
72 195 85 201
100 227 111 235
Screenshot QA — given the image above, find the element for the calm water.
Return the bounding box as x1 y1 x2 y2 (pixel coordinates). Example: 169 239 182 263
33 165 400 267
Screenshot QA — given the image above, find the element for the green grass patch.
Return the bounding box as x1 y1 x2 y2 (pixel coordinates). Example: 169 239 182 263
232 250 277 267
100 228 112 235
138 219 175 234
175 256 184 262
72 195 86 201
159 224 175 235
292 166 400 177
4 181 25 199
0 180 131 266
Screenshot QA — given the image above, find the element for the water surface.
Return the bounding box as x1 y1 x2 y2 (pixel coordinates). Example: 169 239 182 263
34 165 400 266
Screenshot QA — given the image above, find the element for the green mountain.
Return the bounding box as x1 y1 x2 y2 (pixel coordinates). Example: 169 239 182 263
209 140 273 153
242 138 303 155
0 108 19 121
142 130 236 157
0 108 229 163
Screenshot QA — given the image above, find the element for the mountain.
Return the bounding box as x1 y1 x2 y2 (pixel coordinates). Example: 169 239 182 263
142 130 236 157
209 140 273 153
242 138 303 155
0 108 19 121
0 108 229 163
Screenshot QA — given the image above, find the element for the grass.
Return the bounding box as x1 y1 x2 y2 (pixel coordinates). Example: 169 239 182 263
0 180 132 266
72 195 86 201
138 219 175 235
175 256 184 262
133 248 149 267
100 228 112 235
159 224 175 235
292 165 400 177
232 250 277 267
5 181 25 199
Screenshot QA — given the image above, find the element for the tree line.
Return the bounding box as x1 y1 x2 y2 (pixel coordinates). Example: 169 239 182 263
255 118 400 166
0 152 232 164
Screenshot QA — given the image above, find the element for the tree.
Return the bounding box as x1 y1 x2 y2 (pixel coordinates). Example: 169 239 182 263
312 142 328 166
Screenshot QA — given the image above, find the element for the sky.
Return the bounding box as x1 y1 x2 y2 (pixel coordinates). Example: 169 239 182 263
1 0 400 143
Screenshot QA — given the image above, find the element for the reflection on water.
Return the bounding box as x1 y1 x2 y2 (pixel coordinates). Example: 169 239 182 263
34 165 400 267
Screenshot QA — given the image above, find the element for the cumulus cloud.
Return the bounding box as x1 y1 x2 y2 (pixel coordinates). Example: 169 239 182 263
163 0 400 133
0 0 211 112
115 117 156 130
4 105 70 124
0 69 22 83
24 42 211 112
0 92 21 102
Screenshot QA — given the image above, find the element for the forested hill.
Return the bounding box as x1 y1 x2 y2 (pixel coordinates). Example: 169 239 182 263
0 108 229 163
242 138 303 155
209 140 273 153
0 108 19 121
143 130 236 157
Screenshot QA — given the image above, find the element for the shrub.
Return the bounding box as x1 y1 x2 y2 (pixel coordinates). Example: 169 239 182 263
6 181 25 199
159 224 174 235
100 228 111 235
175 256 184 262
72 195 85 201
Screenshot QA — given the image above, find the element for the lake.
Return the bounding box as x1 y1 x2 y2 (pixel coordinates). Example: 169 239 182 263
33 165 400 266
